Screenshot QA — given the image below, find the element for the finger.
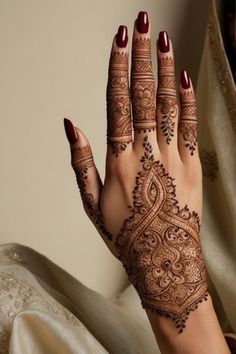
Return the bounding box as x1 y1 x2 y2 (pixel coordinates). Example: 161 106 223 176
64 118 113 241
106 25 133 159
156 31 179 153
178 70 198 163
131 12 157 150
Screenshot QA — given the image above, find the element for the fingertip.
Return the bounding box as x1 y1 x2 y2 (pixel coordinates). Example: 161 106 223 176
64 117 78 145
112 25 129 53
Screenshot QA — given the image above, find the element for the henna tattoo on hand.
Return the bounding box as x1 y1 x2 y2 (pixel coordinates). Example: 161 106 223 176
131 38 156 132
71 144 113 241
114 135 208 333
107 51 132 156
179 91 198 156
158 57 178 144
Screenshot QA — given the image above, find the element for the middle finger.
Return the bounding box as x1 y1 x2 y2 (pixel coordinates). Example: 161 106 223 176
131 12 157 152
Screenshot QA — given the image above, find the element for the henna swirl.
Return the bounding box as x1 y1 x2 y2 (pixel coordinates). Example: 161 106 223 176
115 135 208 333
71 144 113 241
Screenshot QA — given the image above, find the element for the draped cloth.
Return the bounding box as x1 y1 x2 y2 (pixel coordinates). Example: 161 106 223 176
0 1 236 352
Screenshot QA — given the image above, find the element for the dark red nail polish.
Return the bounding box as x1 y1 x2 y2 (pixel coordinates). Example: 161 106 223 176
158 31 170 53
64 118 78 144
137 11 149 34
116 25 128 48
181 70 191 89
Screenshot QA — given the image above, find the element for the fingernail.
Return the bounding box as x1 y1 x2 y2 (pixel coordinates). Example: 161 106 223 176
64 118 78 144
116 25 128 48
181 70 191 89
158 31 170 53
137 11 149 34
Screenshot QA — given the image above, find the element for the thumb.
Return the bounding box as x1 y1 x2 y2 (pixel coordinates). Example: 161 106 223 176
63 118 113 241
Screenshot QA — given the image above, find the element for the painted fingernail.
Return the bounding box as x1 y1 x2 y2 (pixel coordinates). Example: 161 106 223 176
116 25 128 48
137 11 149 34
64 118 78 144
158 31 170 53
181 70 191 89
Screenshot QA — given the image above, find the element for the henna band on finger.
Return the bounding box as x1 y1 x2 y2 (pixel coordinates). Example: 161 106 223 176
106 51 132 156
131 38 156 132
179 93 198 156
157 57 178 144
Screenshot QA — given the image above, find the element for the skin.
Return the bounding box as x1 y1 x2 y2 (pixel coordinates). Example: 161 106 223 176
66 14 231 354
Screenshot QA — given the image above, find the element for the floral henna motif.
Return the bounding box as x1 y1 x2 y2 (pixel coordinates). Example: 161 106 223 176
71 144 113 241
179 122 198 156
131 37 156 132
107 51 132 156
115 135 209 333
179 91 198 156
158 57 178 144
159 96 178 144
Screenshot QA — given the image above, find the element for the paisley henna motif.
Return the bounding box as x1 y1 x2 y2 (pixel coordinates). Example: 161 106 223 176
107 51 132 156
115 135 208 333
131 37 156 131
71 144 113 241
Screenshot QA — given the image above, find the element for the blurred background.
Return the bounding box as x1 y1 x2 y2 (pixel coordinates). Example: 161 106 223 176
0 0 209 298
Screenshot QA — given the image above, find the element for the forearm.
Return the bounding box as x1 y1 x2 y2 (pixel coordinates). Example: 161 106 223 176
144 292 230 354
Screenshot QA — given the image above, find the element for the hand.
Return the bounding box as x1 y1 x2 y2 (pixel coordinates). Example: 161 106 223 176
64 12 208 334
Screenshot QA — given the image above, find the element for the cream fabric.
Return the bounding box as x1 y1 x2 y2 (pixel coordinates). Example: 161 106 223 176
0 243 158 354
0 1 236 353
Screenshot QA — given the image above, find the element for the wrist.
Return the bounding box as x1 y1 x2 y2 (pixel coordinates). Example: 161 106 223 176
142 292 230 354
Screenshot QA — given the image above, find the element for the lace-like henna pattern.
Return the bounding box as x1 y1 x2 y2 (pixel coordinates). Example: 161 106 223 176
158 57 178 144
115 135 209 333
131 37 156 132
107 51 132 156
179 91 198 156
71 144 113 240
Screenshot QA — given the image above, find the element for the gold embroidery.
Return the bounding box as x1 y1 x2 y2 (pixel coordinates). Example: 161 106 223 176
208 0 236 135
0 272 81 326
0 271 82 328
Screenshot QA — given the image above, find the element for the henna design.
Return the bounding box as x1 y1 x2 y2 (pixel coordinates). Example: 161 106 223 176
71 144 113 241
159 97 178 144
179 122 198 155
157 57 178 144
131 37 156 132
107 52 132 156
115 135 208 333
179 91 198 156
